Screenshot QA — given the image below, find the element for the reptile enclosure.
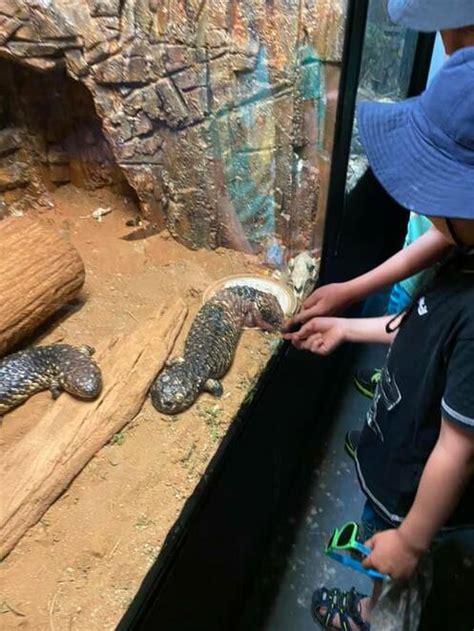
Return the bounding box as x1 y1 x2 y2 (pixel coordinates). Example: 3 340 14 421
0 1 433 629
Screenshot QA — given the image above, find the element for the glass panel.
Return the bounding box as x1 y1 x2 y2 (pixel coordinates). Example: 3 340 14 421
0 2 350 628
347 0 419 193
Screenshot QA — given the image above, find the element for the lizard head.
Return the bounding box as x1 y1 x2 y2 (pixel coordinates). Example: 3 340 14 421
251 290 284 331
150 362 198 415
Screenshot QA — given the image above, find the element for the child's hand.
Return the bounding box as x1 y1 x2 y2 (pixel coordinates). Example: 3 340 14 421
288 283 356 327
362 529 424 580
282 317 347 355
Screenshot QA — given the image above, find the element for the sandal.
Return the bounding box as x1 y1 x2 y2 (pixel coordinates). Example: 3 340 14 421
311 586 370 631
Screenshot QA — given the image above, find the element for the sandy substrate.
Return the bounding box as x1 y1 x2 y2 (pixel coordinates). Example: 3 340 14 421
0 185 281 630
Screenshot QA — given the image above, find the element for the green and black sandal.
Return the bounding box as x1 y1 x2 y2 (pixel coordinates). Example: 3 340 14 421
353 368 381 399
311 586 370 630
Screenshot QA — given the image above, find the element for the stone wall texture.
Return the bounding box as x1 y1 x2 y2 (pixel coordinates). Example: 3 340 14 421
0 0 346 253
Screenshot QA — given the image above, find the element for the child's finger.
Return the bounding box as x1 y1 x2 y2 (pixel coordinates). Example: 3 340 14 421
301 334 326 355
290 337 305 350
291 308 314 325
302 293 321 309
293 319 320 341
362 554 374 569
299 338 313 351
364 535 375 549
290 311 305 324
283 322 313 342
310 339 327 355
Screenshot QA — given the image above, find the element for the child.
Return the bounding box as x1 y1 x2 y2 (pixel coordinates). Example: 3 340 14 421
291 18 474 335
287 21 474 464
290 219 449 326
284 48 474 630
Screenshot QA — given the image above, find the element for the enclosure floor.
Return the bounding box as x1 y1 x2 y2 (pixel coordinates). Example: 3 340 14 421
239 343 474 631
0 185 280 630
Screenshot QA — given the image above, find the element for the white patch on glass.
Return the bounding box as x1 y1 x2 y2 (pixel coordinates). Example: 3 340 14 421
379 367 402 411
367 389 384 442
417 296 428 316
366 366 402 442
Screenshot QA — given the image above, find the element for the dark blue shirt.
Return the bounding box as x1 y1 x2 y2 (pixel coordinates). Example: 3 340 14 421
355 262 474 528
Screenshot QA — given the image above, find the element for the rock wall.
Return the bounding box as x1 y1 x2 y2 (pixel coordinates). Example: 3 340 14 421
0 0 346 254
0 58 130 215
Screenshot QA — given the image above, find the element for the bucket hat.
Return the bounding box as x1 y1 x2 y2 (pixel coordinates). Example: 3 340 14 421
357 46 474 219
388 0 474 32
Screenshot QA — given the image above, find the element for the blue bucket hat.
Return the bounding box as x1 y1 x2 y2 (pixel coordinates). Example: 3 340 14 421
388 0 474 32
357 46 474 219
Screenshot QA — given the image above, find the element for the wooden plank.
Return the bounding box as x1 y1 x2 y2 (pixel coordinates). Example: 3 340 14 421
0 299 187 559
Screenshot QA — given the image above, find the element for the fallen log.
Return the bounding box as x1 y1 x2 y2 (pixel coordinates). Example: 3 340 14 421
0 298 187 559
0 216 85 356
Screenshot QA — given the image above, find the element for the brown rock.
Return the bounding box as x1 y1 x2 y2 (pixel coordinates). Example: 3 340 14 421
230 52 258 74
47 144 70 165
95 16 120 33
172 65 207 91
309 0 345 62
0 127 22 157
116 140 137 161
113 119 134 144
94 56 124 83
163 45 194 73
0 15 22 44
90 0 121 17
0 161 30 191
142 86 163 120
134 111 153 136
22 57 62 72
11 22 42 41
116 134 163 163
139 135 163 157
125 56 150 83
183 87 208 122
206 28 229 49
85 39 120 65
0 0 18 16
94 52 150 84
65 49 89 77
322 62 341 154
49 163 71 183
156 78 189 128
208 56 235 111
7 41 74 57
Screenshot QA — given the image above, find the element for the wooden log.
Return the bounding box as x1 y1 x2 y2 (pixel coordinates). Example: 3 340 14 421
0 216 85 356
0 299 188 559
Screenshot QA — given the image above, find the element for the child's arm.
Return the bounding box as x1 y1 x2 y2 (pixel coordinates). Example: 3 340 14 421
283 314 398 354
363 419 474 580
291 226 451 325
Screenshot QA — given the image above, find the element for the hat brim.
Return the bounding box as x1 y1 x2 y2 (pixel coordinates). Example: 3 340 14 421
357 99 474 219
388 0 474 32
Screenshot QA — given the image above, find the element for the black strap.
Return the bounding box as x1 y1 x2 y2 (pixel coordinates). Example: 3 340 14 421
384 240 471 335
386 312 404 334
